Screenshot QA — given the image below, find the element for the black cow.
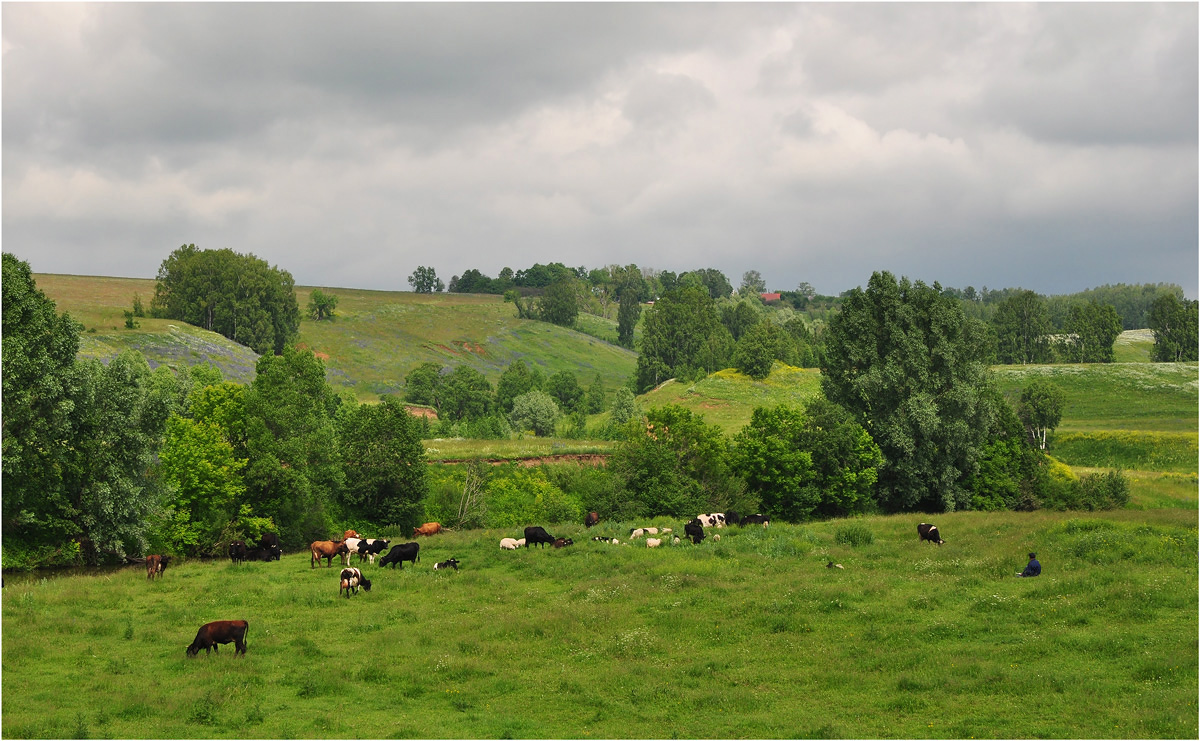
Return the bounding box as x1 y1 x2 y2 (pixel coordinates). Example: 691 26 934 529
741 514 769 527
258 533 281 560
246 544 282 562
433 558 460 571
357 539 390 565
186 620 249 657
917 523 944 545
379 542 420 569
725 511 741 527
524 526 555 549
229 540 247 564
684 518 705 545
585 511 599 528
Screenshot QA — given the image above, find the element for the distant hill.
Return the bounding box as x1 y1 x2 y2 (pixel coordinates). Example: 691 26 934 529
34 274 637 401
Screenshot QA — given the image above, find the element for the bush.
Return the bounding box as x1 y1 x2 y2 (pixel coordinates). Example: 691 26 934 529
1077 469 1131 510
834 522 874 547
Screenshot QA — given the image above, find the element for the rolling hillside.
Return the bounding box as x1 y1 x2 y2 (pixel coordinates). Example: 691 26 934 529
34 274 637 401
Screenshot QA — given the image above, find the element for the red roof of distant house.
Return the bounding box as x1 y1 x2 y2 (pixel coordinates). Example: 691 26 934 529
761 292 781 302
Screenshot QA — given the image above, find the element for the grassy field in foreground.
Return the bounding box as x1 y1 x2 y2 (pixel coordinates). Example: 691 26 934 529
2 507 1195 740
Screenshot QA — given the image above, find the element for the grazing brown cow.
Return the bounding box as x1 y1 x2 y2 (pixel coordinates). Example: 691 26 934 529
146 554 170 579
412 522 442 537
311 540 349 568
186 620 249 657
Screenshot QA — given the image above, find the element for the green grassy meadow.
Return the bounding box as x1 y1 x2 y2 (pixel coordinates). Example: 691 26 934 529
3 507 1196 739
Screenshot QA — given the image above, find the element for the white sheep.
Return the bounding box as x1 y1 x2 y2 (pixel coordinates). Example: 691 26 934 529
646 538 662 548
500 538 521 550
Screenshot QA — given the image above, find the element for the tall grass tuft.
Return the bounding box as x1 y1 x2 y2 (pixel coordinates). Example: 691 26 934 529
834 522 874 547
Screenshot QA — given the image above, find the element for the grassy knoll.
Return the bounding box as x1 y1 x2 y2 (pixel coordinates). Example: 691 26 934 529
3 507 1195 739
638 364 825 435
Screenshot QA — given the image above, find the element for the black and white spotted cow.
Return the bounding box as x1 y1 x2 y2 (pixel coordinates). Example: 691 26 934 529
696 513 726 528
357 539 390 564
917 523 944 545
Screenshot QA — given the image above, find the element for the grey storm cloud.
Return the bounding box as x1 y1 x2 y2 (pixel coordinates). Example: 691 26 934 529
3 2 1196 298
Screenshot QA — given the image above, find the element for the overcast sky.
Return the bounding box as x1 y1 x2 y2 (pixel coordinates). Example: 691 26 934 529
4 3 1197 298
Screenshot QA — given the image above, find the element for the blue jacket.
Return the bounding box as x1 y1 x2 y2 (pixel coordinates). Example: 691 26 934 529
1020 558 1041 577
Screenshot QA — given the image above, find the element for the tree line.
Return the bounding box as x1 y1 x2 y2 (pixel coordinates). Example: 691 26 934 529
5 247 1186 569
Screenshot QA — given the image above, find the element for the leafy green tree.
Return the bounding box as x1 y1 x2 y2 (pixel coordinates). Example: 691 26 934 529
1148 294 1199 362
732 400 881 521
610 405 741 518
437 366 494 422
610 387 639 425
151 244 299 355
408 266 445 293
635 285 734 392
537 276 579 327
740 270 766 296
1064 301 1122 363
450 268 497 294
337 396 429 527
1018 379 1066 450
546 370 583 413
158 413 247 555
509 390 560 437
404 362 443 407
617 289 641 348
307 288 339 321
495 360 541 413
680 268 733 299
992 290 1053 364
721 300 762 342
2 253 84 549
733 321 791 379
242 347 344 547
585 373 606 414
821 271 994 512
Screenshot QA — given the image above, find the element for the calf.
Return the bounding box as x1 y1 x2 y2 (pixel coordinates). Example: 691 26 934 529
146 554 170 579
553 537 574 549
310 540 349 568
246 544 281 562
645 538 662 548
523 526 555 549
499 537 522 550
740 514 769 528
433 558 460 571
186 619 249 657
917 523 944 545
585 511 599 528
684 519 705 545
229 540 248 564
357 539 390 564
339 567 371 597
413 522 443 537
380 542 420 569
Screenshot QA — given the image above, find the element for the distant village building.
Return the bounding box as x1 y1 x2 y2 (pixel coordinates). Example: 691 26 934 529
760 292 781 303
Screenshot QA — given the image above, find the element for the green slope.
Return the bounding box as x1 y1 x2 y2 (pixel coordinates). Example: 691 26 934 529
34 275 637 401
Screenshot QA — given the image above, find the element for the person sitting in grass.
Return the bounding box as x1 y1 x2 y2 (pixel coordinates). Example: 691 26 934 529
1016 552 1041 577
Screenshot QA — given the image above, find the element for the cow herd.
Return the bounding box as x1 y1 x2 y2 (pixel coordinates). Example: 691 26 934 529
163 514 950 660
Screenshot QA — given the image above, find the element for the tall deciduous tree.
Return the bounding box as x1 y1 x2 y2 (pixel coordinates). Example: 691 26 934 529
151 244 299 355
740 270 766 296
338 396 429 528
436 366 494 422
408 266 445 293
1064 301 1122 363
1019 379 1066 450
617 289 641 348
821 271 994 512
537 276 579 327
732 400 881 521
635 285 734 392
1148 294 1199 362
992 290 1053 364
610 405 741 518
546 370 583 413
242 347 344 547
404 362 443 408
495 360 541 413
509 390 560 437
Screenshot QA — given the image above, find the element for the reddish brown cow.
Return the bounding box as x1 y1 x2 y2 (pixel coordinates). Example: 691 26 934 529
412 522 442 537
186 620 249 657
585 511 599 528
343 530 359 540
311 540 349 568
146 554 170 579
